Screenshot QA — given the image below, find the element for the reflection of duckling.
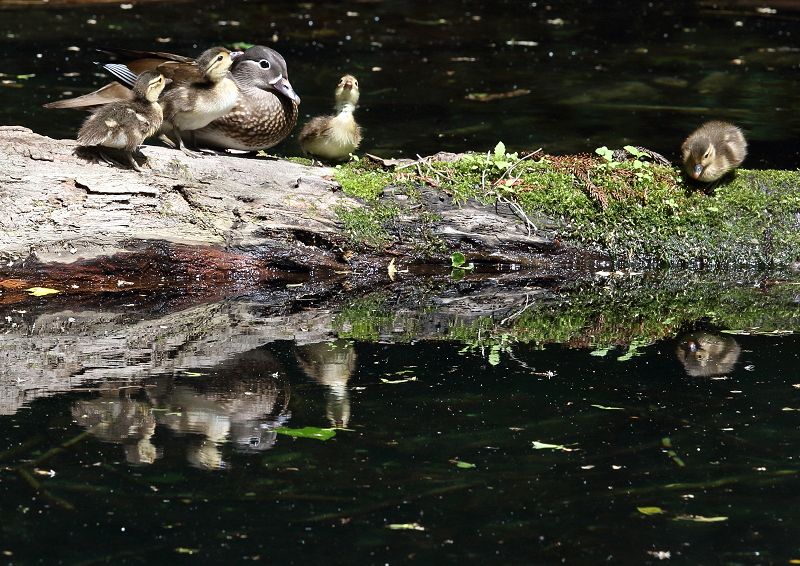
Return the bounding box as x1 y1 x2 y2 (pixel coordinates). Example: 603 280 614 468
298 75 362 162
160 47 240 156
681 121 747 182
676 331 742 377
295 340 356 428
76 70 167 171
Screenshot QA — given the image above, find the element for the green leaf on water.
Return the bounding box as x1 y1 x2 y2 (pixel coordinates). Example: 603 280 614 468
276 427 336 441
175 547 199 555
25 287 60 297
454 461 476 469
637 506 665 516
386 522 425 531
591 404 624 410
590 347 612 357
532 440 577 452
16 73 35 80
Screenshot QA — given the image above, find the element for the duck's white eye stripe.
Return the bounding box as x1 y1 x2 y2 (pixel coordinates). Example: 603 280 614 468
268 73 283 85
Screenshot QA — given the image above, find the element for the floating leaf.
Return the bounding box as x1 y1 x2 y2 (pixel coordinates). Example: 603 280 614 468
532 440 577 452
591 404 624 411
674 514 728 523
380 376 417 384
175 548 199 555
453 461 476 469
182 372 205 377
386 523 425 531
276 427 336 441
465 89 530 102
590 347 612 357
25 287 60 297
637 506 665 516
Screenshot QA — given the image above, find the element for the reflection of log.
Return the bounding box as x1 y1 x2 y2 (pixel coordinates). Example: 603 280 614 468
0 271 552 415
0 126 562 297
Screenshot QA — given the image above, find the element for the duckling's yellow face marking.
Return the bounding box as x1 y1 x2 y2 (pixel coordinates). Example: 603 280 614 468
334 75 360 106
144 74 167 102
204 50 234 81
682 138 716 179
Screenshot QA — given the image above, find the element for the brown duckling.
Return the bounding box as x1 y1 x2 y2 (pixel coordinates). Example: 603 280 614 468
298 74 361 162
158 46 240 156
76 70 168 171
681 121 747 182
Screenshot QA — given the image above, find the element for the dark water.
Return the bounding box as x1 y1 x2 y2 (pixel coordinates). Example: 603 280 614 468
2 332 800 563
1 0 799 166
2 1 800 562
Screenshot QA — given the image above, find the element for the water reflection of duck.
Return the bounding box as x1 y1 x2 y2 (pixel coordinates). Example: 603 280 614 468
45 45 300 153
298 75 362 162
681 121 747 183
295 340 356 428
76 71 168 171
676 331 742 377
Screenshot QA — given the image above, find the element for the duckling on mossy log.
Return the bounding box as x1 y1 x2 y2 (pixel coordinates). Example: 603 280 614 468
0 126 798 277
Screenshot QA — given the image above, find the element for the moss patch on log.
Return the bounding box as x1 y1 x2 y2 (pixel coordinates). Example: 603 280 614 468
334 146 800 267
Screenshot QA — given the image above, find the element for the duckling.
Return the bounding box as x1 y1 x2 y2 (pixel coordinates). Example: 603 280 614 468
194 45 300 151
159 46 241 156
298 74 362 162
76 70 167 171
44 45 301 152
681 121 747 182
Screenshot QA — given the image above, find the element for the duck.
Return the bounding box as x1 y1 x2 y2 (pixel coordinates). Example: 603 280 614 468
76 70 168 171
193 45 300 151
44 45 300 152
681 121 747 182
157 46 240 156
298 74 362 162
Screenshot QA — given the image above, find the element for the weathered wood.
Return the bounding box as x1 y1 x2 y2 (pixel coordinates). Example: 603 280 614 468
0 126 565 292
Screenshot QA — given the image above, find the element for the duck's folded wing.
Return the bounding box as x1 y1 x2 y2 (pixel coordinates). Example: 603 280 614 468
43 81 134 110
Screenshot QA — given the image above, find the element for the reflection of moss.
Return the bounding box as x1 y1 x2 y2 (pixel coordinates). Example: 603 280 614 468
334 273 800 351
333 295 421 341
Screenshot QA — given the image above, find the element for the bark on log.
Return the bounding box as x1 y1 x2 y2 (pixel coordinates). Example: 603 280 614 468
0 126 564 294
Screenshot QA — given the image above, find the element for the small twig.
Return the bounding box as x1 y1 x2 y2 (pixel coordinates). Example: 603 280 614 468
500 293 533 325
497 195 537 235
17 467 75 511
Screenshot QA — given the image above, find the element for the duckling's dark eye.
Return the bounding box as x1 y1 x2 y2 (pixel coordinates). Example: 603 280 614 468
216 55 224 62
259 60 270 69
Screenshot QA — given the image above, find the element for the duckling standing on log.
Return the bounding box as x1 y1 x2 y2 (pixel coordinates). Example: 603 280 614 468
159 46 240 156
681 121 747 182
76 70 168 171
298 74 362 162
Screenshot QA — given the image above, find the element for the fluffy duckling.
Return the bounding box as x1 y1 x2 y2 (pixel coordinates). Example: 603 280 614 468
194 45 301 152
298 75 362 162
681 121 747 182
76 70 167 171
159 46 241 156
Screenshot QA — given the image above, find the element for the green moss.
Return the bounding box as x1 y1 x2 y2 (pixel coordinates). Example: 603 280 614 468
334 162 395 201
334 204 398 249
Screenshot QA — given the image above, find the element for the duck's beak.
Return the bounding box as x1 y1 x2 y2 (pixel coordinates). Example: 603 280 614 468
269 73 301 104
693 164 703 179
229 50 244 60
342 79 354 90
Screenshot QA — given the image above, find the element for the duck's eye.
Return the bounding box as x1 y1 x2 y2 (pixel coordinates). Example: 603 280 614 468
259 60 270 69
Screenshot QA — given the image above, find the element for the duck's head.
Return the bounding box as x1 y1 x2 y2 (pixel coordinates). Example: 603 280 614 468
682 135 716 180
334 74 360 107
133 70 170 102
196 47 240 82
232 45 301 104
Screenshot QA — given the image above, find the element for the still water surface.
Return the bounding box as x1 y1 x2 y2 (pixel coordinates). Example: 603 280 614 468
1 1 800 563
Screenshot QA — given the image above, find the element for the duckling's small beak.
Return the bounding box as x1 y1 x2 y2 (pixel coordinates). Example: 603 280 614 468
229 51 244 60
163 78 173 86
269 73 301 104
692 164 703 179
342 80 354 90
